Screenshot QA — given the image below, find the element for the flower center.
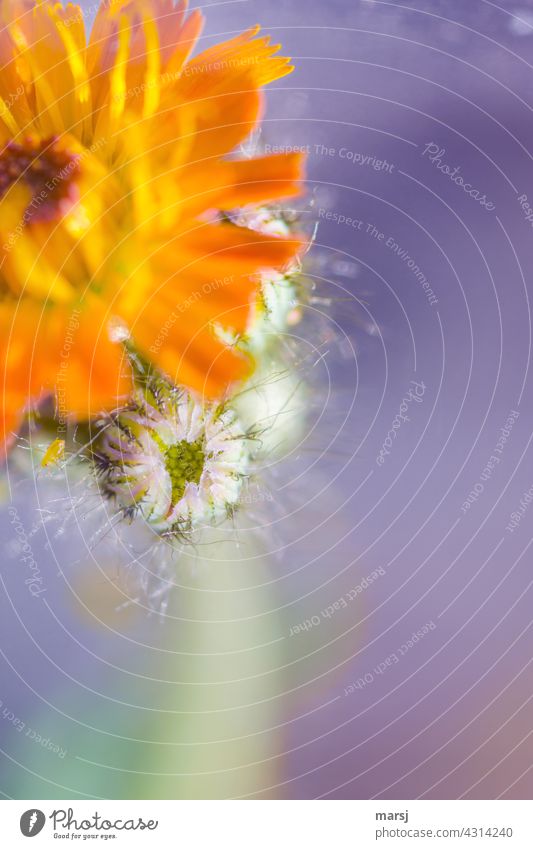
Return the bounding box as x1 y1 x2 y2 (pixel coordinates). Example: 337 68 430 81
164 439 206 504
0 136 80 222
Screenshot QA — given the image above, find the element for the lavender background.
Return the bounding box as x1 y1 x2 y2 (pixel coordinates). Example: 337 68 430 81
1 0 533 799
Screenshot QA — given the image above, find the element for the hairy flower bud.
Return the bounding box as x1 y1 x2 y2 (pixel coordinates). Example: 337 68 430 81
93 377 250 536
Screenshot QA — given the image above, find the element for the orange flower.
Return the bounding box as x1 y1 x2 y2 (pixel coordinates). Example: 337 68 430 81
0 0 305 452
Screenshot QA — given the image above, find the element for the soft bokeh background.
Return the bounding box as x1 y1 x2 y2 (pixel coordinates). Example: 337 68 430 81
1 0 533 799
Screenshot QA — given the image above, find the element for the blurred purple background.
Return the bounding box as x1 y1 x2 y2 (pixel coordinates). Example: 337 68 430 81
2 0 533 800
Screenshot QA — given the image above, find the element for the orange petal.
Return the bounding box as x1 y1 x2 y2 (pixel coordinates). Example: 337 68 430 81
161 27 294 161
0 298 134 454
177 153 305 217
